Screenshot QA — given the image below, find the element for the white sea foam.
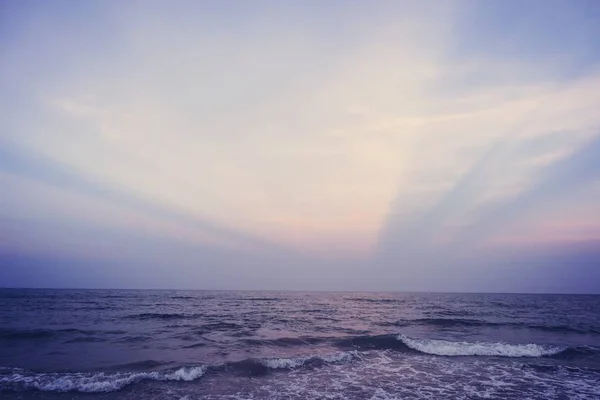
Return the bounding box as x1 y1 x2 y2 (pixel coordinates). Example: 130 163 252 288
0 352 360 393
321 350 361 363
397 334 563 357
0 366 206 393
164 366 207 381
262 357 306 369
261 350 361 369
1 352 361 393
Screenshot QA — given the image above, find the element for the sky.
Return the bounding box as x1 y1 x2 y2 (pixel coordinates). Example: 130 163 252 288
1 0 600 293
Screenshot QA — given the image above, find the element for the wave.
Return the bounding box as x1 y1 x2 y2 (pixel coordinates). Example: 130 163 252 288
397 335 564 357
334 334 599 359
392 318 600 334
0 351 360 393
0 366 207 393
260 351 360 369
551 345 600 359
218 351 361 377
2 336 597 394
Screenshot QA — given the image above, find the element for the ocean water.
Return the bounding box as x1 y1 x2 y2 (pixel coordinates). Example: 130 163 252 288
1 290 599 399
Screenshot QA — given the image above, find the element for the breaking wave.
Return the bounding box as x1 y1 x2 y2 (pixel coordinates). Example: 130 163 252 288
260 350 361 369
397 335 564 357
393 318 600 334
0 366 207 393
334 334 598 359
0 351 360 393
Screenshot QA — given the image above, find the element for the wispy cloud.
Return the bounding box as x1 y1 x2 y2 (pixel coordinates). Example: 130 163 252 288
2 1 600 291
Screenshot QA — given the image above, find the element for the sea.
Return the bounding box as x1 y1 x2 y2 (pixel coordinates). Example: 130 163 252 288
1 289 599 399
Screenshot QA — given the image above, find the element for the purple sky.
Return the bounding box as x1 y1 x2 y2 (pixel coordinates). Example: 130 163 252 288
1 1 600 293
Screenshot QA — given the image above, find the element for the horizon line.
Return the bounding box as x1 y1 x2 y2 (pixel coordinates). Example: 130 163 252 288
1 286 598 296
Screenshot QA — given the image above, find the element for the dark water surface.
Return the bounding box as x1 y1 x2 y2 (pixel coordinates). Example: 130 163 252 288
1 289 599 399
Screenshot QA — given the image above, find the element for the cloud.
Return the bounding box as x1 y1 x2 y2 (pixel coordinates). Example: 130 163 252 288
0 139 300 257
450 133 600 248
0 1 456 255
2 1 600 291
